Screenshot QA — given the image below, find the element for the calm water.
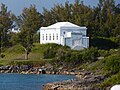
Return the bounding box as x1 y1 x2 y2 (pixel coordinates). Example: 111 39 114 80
0 73 74 90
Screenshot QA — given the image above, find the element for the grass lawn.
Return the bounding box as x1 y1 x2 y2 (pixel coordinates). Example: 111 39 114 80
0 43 51 66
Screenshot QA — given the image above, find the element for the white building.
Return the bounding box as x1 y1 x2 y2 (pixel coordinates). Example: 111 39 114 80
40 22 89 50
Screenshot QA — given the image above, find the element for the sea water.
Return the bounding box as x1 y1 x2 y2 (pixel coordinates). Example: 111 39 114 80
0 73 74 90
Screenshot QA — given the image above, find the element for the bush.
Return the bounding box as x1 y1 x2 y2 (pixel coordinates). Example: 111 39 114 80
82 47 98 62
43 43 70 59
51 47 99 67
0 53 5 58
98 50 109 57
103 54 120 74
91 37 119 49
33 33 40 43
43 47 56 59
100 72 120 89
9 60 46 67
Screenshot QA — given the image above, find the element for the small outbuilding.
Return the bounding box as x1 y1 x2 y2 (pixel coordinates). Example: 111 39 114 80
40 22 89 50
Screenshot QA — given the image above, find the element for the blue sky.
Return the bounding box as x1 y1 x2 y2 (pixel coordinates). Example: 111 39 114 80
0 0 120 16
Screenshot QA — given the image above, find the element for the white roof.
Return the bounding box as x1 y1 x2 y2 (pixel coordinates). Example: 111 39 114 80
41 22 87 29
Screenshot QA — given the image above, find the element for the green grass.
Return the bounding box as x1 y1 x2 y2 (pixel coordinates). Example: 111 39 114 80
0 43 120 89
0 43 53 66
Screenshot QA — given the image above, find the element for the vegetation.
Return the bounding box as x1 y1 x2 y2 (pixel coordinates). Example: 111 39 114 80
100 72 120 88
43 45 99 67
0 43 51 66
82 48 120 88
0 3 13 58
0 0 119 53
0 0 120 89
16 5 42 60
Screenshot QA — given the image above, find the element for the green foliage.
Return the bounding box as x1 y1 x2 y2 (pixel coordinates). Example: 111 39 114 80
1 0 120 53
82 47 98 62
0 3 13 56
0 43 50 66
32 43 46 53
83 48 120 75
33 33 40 43
9 60 45 67
17 5 42 59
91 37 119 49
98 50 109 57
43 48 56 59
9 32 19 46
6 44 24 54
43 43 69 59
103 54 120 74
100 72 120 88
0 53 5 58
42 0 120 38
48 47 99 67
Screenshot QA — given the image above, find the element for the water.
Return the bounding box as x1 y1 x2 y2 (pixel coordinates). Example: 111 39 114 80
0 73 74 90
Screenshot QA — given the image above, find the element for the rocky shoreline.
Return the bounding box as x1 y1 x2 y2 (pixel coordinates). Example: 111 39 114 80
0 65 84 75
43 71 108 90
0 65 109 90
0 65 91 75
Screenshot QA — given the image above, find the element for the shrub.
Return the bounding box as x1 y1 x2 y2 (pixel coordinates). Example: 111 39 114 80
9 60 46 67
43 43 70 59
0 53 5 58
43 48 56 59
50 47 99 67
100 72 120 88
98 50 109 57
103 54 120 74
82 47 98 62
91 37 119 49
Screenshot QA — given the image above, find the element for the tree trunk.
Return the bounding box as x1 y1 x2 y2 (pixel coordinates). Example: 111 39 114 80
24 48 29 60
25 52 28 60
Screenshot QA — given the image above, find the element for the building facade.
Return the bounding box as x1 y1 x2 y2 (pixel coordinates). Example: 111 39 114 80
40 22 89 50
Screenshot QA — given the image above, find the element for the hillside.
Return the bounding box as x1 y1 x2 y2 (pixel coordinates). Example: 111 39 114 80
0 43 120 89
0 43 52 66
82 49 120 88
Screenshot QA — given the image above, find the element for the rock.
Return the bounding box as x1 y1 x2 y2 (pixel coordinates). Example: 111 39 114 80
110 85 120 90
38 68 46 74
43 71 105 90
19 65 30 71
76 74 83 79
0 66 10 70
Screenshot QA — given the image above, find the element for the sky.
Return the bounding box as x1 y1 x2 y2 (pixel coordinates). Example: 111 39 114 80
0 0 120 16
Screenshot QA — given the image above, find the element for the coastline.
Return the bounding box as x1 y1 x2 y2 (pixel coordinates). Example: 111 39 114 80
0 65 107 90
43 72 106 90
0 65 83 75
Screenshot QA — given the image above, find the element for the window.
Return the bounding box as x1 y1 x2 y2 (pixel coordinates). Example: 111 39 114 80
49 34 51 40
42 34 44 40
56 33 58 40
53 34 54 40
46 34 47 40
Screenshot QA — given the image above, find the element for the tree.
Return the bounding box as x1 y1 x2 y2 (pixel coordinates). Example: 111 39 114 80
42 8 55 26
17 5 42 60
0 3 13 58
92 0 116 37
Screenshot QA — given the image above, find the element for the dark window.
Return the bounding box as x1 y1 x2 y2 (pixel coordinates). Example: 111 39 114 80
42 34 44 40
53 34 54 40
56 33 58 40
49 34 51 40
46 34 47 40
